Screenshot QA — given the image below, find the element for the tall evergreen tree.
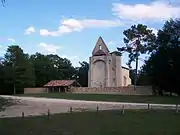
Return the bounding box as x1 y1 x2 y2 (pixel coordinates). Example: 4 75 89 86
3 45 35 94
117 24 156 89
140 19 180 95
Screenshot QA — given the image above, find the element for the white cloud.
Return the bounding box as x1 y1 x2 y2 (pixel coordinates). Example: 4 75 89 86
0 45 7 56
107 41 114 45
39 42 62 54
158 0 180 5
148 28 158 35
24 26 35 35
112 1 180 22
60 54 80 67
40 18 123 36
7 38 16 43
40 29 59 36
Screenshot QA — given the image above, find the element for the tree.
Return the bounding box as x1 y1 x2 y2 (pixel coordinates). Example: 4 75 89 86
3 45 35 94
1 0 5 6
129 69 135 85
117 24 156 89
0 61 5 94
58 57 76 80
30 53 55 87
30 53 76 87
140 19 180 95
0 45 80 94
136 68 151 86
74 61 89 86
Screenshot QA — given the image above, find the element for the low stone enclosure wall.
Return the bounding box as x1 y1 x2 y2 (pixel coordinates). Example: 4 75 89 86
24 86 152 95
24 88 47 94
70 86 152 95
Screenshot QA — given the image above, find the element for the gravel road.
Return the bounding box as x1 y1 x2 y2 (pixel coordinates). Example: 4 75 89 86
0 95 179 118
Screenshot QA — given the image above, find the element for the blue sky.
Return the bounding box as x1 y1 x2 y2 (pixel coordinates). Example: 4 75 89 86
0 0 180 68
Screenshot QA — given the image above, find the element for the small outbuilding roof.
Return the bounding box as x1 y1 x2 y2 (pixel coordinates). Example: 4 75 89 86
122 66 131 70
44 80 80 87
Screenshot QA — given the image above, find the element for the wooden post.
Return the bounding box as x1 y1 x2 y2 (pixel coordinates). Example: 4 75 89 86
122 105 124 115
13 83 16 95
48 109 50 119
176 104 179 113
96 105 99 112
148 104 150 110
22 112 24 118
70 107 72 113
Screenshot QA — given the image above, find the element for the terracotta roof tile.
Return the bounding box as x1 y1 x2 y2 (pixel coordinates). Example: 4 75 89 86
44 80 76 87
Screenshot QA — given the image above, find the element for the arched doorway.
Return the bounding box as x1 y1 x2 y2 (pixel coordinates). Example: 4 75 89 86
92 60 106 87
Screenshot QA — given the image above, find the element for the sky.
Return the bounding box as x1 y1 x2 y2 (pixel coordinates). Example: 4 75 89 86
0 0 180 68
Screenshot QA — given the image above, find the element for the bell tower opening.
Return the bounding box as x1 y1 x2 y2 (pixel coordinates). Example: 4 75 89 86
99 45 102 50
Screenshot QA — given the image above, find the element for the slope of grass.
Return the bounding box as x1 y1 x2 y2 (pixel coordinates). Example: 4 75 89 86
0 110 180 135
20 93 180 104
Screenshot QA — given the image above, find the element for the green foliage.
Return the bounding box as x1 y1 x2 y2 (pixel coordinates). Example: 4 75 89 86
129 69 135 85
118 19 180 95
118 24 156 68
0 45 81 94
1 0 5 6
140 19 180 95
1 46 35 94
30 53 76 87
74 61 89 86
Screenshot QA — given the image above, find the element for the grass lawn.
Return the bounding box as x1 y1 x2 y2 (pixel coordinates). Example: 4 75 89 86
19 93 180 104
0 110 180 135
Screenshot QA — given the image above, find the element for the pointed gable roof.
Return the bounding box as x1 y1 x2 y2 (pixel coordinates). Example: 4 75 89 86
92 36 110 56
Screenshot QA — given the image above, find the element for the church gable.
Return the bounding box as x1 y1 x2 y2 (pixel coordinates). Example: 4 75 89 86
89 36 132 87
92 36 110 56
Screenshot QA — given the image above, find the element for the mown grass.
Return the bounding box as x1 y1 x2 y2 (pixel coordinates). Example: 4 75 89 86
20 93 180 104
0 110 180 135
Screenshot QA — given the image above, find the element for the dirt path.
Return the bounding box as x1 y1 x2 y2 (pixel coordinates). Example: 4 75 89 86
0 95 178 118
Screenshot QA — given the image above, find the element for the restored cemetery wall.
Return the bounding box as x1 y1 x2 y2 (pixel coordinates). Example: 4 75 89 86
70 86 152 95
24 86 152 95
24 88 47 94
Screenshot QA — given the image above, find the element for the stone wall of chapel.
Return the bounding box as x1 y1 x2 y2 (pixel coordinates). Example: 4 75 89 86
89 54 128 87
122 68 131 86
90 56 107 87
111 54 116 87
105 56 112 87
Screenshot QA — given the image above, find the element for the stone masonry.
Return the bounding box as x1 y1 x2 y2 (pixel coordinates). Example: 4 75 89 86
88 36 131 87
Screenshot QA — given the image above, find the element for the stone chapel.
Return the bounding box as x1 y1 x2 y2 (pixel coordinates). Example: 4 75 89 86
88 36 131 87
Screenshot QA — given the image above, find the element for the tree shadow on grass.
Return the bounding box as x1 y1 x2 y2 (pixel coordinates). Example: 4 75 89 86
0 97 18 112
